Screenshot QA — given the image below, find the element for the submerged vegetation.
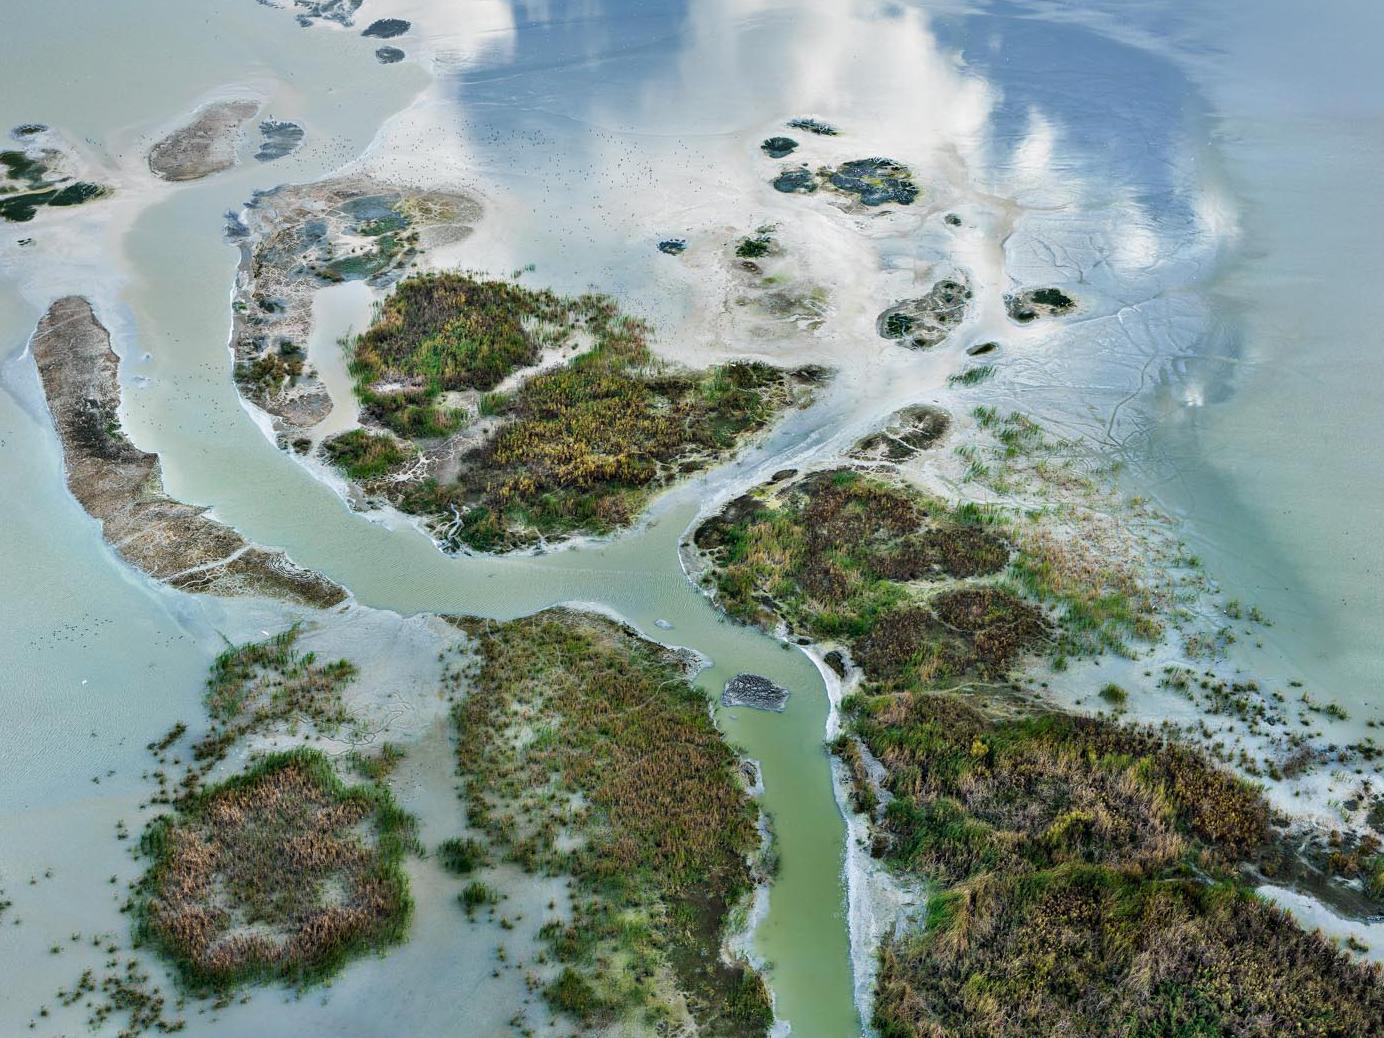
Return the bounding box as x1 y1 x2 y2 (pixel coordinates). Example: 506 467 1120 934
0 146 106 222
135 748 414 991
449 610 771 1035
335 271 817 551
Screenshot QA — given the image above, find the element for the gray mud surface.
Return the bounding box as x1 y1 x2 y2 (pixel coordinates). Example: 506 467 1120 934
148 100 258 181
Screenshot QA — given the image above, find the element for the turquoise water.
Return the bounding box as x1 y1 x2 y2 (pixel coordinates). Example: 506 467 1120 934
4 1 1384 1035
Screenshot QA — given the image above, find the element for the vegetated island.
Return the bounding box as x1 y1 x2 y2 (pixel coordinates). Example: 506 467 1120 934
103 625 418 1029
228 175 480 433
690 463 1384 1035
30 296 345 607
315 271 825 553
445 608 775 1035
148 100 259 182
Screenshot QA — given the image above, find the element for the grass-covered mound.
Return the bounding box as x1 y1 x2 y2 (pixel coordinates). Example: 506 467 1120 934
876 866 1384 1038
337 272 815 551
135 748 415 991
450 610 771 1035
843 691 1384 1036
694 469 1038 688
852 693 1269 882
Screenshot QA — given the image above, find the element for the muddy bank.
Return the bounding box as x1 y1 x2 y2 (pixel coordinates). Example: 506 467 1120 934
228 174 480 437
29 297 345 607
147 100 258 182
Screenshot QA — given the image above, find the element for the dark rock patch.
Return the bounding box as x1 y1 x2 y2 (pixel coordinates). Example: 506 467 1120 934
876 277 970 349
254 120 305 162
722 674 791 712
966 341 998 356
657 238 687 255
787 117 838 136
822 157 917 206
1005 286 1076 323
772 166 817 194
761 136 798 158
375 46 405 64
362 17 410 38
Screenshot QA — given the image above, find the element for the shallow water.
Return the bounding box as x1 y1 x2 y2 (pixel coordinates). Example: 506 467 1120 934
4 0 1384 1035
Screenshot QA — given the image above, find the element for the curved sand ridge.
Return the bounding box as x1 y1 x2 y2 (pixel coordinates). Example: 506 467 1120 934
29 296 346 607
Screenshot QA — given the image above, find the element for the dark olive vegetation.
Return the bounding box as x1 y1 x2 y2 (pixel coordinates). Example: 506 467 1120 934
435 837 488 875
322 427 413 481
341 272 812 551
735 232 775 258
947 363 995 387
760 136 798 158
134 748 415 991
233 340 304 396
451 611 770 1035
845 691 1384 1036
695 469 1031 688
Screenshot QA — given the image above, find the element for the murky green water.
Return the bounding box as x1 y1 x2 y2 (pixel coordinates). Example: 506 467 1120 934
5 0 1384 1035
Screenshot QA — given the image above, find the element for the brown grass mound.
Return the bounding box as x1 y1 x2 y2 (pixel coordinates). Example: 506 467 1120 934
137 749 413 990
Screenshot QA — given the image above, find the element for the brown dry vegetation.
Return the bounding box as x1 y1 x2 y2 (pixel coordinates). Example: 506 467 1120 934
450 610 771 1035
845 691 1384 1036
136 749 414 991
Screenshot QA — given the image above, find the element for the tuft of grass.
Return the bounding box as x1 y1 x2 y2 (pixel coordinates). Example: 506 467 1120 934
948 364 996 387
322 428 413 481
1098 682 1128 706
